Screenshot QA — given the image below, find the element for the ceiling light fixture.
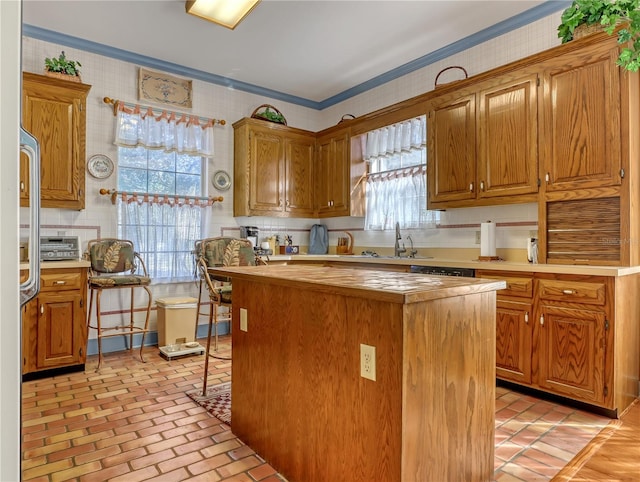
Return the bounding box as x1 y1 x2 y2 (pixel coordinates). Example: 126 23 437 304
185 0 260 30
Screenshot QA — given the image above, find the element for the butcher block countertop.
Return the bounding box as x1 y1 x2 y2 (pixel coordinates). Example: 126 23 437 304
211 264 506 304
266 254 640 277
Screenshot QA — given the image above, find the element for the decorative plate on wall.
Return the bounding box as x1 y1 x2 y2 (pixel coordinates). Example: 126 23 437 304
212 170 231 191
87 154 114 179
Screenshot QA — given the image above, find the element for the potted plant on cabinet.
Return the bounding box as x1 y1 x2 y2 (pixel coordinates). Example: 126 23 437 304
558 0 640 71
44 51 82 82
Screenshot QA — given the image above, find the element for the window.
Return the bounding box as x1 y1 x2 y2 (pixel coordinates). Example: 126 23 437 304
363 115 439 230
117 146 204 281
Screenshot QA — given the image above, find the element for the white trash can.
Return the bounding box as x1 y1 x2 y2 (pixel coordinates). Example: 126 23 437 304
156 296 198 347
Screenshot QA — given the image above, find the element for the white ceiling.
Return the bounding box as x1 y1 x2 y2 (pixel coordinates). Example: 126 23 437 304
22 0 559 107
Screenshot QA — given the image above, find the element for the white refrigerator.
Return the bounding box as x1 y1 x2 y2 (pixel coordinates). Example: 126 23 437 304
1 1 40 480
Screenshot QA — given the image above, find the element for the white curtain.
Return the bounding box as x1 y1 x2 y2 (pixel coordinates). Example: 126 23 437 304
117 195 205 280
363 116 438 230
114 102 215 158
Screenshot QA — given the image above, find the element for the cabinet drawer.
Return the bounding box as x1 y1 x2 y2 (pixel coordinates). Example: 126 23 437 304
537 279 605 306
40 271 83 291
477 273 533 298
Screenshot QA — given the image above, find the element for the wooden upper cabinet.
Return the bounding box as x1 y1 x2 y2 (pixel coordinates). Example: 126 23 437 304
233 118 315 218
283 134 315 217
477 74 539 198
539 43 622 192
315 130 350 217
427 92 476 204
21 72 91 210
428 73 539 208
248 128 285 214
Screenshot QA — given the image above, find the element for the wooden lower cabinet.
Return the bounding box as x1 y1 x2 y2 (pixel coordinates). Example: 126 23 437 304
495 299 533 385
478 270 636 415
22 267 88 377
536 304 606 405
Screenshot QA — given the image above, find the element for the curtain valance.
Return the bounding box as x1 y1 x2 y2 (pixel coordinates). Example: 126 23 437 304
364 116 426 161
114 101 216 157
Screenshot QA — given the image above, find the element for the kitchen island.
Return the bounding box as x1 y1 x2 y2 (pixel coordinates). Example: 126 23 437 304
212 265 506 482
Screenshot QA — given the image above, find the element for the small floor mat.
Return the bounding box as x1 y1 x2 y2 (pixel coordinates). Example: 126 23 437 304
187 382 231 425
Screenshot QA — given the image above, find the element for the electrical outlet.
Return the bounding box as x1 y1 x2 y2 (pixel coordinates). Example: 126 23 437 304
240 308 248 332
360 344 376 381
475 231 481 244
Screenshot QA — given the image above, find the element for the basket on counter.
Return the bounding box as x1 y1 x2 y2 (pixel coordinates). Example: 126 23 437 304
251 104 287 125
434 66 468 89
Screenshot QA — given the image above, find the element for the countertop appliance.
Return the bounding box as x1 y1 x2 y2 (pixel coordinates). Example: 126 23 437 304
410 265 476 277
40 236 80 261
239 225 258 248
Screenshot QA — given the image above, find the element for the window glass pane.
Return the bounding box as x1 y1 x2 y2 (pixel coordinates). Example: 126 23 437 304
177 153 201 175
119 167 148 192
148 171 175 195
117 146 203 280
118 146 147 168
148 150 175 172
176 173 200 196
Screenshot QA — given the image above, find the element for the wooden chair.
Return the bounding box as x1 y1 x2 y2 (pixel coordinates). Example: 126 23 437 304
85 238 152 369
194 237 261 394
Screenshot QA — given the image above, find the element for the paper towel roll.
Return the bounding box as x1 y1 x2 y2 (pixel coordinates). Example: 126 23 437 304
480 221 496 257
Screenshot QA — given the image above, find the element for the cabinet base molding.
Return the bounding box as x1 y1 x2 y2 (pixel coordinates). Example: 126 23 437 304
497 379 618 419
22 363 85 382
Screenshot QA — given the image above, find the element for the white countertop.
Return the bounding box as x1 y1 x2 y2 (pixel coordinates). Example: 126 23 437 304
264 254 640 277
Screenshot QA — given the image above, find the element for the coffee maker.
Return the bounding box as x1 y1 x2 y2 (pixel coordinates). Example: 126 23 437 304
239 226 259 249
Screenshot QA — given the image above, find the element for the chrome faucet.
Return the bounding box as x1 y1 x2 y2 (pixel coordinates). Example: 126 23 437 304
406 235 418 258
394 222 406 257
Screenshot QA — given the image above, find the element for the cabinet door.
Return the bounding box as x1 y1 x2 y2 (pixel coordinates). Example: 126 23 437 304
36 292 85 369
478 74 538 198
284 135 315 216
427 93 476 205
22 73 90 210
22 303 36 374
496 299 533 384
249 129 285 214
19 154 29 206
316 133 349 217
536 304 606 405
540 45 621 192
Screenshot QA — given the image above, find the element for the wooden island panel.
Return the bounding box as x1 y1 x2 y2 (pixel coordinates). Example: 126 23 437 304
216 266 505 482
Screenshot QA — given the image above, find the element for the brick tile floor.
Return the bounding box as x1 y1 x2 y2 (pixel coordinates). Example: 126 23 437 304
21 336 611 481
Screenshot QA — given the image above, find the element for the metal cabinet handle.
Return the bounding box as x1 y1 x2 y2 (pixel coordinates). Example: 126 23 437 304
469 182 474 192
40 305 44 314
55 280 66 285
540 314 544 326
524 312 529 324
20 181 25 191
286 199 290 207
545 172 550 183
480 181 485 191
562 289 575 295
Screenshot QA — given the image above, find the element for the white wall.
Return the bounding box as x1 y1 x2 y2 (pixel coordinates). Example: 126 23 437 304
20 12 560 349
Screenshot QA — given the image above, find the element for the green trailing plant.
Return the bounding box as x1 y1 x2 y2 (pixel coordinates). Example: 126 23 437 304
558 0 640 71
44 51 82 77
256 107 285 124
